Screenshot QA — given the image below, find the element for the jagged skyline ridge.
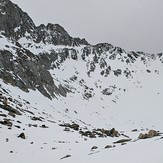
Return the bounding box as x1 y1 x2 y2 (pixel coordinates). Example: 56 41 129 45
11 0 163 53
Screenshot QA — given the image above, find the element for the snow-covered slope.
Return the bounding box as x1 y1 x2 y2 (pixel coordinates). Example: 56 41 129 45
0 0 163 163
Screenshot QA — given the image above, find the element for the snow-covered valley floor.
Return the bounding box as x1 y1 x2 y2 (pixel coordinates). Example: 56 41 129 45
0 65 163 163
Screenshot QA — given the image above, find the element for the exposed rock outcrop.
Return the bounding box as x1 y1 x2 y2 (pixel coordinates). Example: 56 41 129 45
0 103 22 115
59 122 80 131
36 23 88 46
113 138 131 144
138 130 160 139
0 0 35 40
79 128 120 138
0 118 12 126
0 0 89 99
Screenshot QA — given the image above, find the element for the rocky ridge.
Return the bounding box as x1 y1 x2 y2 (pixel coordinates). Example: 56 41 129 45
0 0 88 45
0 0 88 98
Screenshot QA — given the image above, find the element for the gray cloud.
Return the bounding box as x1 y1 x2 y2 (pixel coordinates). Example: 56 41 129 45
11 0 163 53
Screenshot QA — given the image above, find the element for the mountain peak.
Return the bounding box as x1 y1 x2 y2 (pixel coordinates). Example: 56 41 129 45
0 0 89 46
0 0 35 39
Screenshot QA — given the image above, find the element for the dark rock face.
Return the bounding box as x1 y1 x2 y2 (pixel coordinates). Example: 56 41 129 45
0 49 59 98
0 44 80 98
36 23 88 46
0 0 35 39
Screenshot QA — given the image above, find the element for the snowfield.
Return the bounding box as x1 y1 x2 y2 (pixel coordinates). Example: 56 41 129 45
0 45 163 162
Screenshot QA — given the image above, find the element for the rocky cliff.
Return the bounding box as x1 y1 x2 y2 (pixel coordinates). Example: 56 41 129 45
0 0 89 98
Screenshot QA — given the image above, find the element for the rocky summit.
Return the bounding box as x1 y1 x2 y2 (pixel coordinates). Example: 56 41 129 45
0 0 163 163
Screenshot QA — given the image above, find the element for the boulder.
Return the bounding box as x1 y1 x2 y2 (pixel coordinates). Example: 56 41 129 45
148 130 160 138
59 123 79 131
104 145 112 149
18 132 26 139
40 124 48 128
138 133 148 139
113 138 131 144
79 130 96 138
0 119 12 126
138 130 160 139
0 104 22 115
91 146 98 150
31 116 42 121
71 123 79 131
110 128 120 137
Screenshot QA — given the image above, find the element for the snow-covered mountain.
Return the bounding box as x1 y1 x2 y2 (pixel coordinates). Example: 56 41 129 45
0 0 163 162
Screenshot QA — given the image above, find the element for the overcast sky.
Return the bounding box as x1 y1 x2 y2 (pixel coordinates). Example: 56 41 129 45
11 0 163 53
